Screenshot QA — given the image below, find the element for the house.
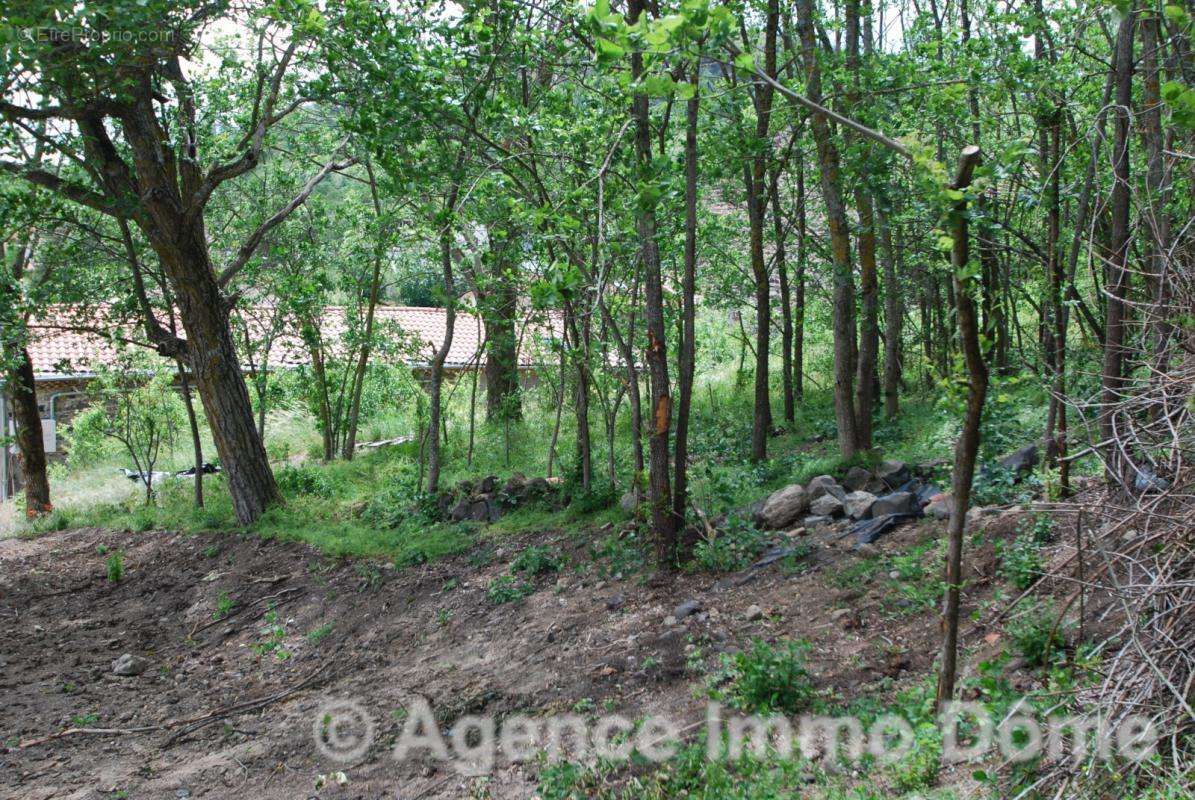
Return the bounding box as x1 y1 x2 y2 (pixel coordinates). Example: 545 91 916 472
1 303 559 500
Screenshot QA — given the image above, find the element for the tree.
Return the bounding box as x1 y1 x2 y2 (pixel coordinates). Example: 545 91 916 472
0 0 355 523
74 369 185 506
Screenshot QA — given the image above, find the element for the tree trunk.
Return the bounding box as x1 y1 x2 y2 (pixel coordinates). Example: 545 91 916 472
1100 13 1135 485
6 348 51 518
483 225 522 422
427 227 457 494
880 209 901 418
772 164 795 425
166 246 280 524
673 71 699 528
797 0 858 458
628 0 677 568
177 358 204 507
746 0 780 462
935 146 986 711
793 159 806 399
847 0 877 452
343 160 386 460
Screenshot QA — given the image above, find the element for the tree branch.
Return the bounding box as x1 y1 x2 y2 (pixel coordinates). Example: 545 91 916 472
217 155 358 289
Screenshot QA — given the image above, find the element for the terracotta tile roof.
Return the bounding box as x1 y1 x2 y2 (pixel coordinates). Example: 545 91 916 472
25 304 559 377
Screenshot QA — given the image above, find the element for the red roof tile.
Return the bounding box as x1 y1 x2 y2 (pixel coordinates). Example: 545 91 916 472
25 304 559 377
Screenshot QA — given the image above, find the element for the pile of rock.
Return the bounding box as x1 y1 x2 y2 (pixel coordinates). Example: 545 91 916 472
754 460 944 543
437 473 562 523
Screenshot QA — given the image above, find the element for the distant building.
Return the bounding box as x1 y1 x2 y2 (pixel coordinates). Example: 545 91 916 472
1 304 559 499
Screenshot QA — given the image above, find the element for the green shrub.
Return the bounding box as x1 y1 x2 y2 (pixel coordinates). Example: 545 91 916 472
708 638 814 714
106 551 124 583
487 574 535 604
567 481 617 515
275 465 337 498
1000 534 1045 590
510 545 562 576
1008 601 1065 666
691 514 769 573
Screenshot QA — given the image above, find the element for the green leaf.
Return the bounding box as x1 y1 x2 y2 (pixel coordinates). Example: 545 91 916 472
675 81 697 100
595 37 625 61
1164 4 1188 24
734 52 756 72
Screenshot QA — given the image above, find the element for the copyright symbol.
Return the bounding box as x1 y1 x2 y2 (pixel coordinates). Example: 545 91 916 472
313 699 375 762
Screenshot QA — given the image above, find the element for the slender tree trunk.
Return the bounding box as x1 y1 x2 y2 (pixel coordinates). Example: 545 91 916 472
177 358 204 507
847 0 878 452
793 159 806 398
564 299 592 489
673 71 699 528
1101 13 1135 485
628 0 677 568
880 209 901 418
746 0 780 462
343 161 386 460
772 164 795 424
6 347 51 517
483 226 522 422
935 146 986 711
797 0 858 457
427 226 457 494
1140 11 1174 389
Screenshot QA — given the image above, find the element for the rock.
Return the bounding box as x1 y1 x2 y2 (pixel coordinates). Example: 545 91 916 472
888 570 901 580
745 604 764 621
803 515 833 528
864 479 890 495
663 615 677 627
619 491 639 515
925 492 954 519
871 491 918 517
997 443 1038 480
806 475 846 501
606 594 625 611
111 653 148 676
809 493 844 517
674 599 704 620
851 513 917 544
478 475 498 493
843 466 872 492
1132 467 1170 494
843 490 877 520
448 499 471 522
526 476 551 495
756 484 809 529
915 483 942 507
502 473 527 495
875 460 911 489
966 506 999 526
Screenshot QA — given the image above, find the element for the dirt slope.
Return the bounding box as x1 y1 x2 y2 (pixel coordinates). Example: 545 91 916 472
0 515 1012 800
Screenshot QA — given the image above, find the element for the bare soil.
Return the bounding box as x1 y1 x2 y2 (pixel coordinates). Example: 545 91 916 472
0 512 1024 800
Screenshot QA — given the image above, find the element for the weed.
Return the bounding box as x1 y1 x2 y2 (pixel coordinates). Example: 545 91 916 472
1008 600 1066 666
306 623 334 644
707 638 814 714
251 605 291 661
999 534 1045 590
70 711 100 727
212 591 234 620
487 574 535 604
203 544 220 558
510 545 562 576
691 514 769 573
436 608 453 626
106 551 124 583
